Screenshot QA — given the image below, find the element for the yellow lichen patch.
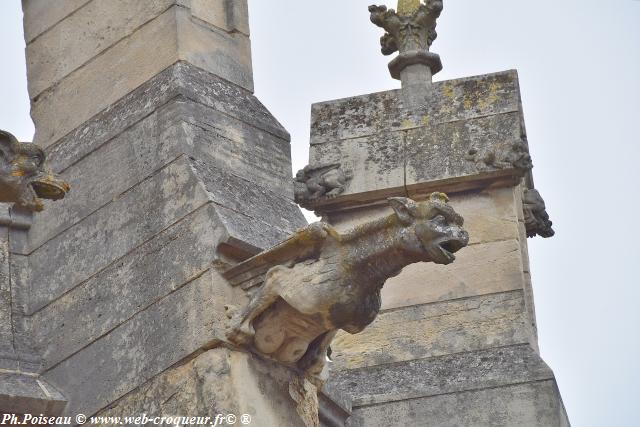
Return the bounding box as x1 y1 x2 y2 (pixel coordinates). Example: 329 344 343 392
442 84 455 99
10 169 25 177
397 0 421 16
421 115 431 127
463 97 473 110
400 119 416 129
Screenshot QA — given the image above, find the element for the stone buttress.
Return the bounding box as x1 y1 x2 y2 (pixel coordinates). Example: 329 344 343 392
1 1 349 424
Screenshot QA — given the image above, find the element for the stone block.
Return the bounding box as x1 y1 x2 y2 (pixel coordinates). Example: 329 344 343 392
30 7 253 148
176 6 252 91
19 97 297 254
44 62 287 173
349 380 569 427
330 345 553 406
43 270 235 417
25 0 175 97
97 347 312 426
310 71 521 145
307 71 527 210
190 0 250 35
20 156 211 314
31 204 228 369
381 239 526 310
21 0 92 43
0 228 11 339
308 131 405 197
331 291 529 370
0 373 66 414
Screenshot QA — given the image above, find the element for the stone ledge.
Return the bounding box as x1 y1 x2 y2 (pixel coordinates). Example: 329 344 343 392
328 344 553 407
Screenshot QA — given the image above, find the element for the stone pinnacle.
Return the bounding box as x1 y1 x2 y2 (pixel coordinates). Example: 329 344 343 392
369 0 443 89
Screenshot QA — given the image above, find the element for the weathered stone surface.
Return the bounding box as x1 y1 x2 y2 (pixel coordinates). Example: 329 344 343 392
43 270 235 417
331 290 529 370
330 345 553 406
0 372 66 414
20 156 211 314
308 132 404 197
31 204 227 369
190 159 304 250
98 347 311 426
349 380 569 427
307 71 527 210
0 227 11 340
25 0 176 97
311 71 520 145
45 61 287 171
176 7 252 91
381 239 525 310
31 7 253 148
21 0 92 43
16 97 296 254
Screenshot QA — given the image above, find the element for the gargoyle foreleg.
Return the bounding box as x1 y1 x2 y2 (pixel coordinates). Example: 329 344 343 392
297 329 338 385
227 265 286 346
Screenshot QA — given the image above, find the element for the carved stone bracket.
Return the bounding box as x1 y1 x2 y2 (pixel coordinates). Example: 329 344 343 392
293 163 352 209
369 1 444 81
0 130 69 212
465 140 533 175
523 188 554 238
224 194 468 386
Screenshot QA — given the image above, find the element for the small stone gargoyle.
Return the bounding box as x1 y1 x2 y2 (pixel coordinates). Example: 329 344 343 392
225 193 468 383
466 140 533 174
0 130 70 211
293 163 352 208
523 188 554 238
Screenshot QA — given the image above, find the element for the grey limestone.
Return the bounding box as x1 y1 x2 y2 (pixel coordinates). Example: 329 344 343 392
330 344 553 406
349 380 569 427
30 204 228 369
21 0 92 43
43 269 235 417
0 372 66 414
330 290 529 371
308 70 528 211
19 156 212 314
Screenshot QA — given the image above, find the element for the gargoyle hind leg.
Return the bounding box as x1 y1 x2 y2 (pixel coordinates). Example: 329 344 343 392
227 266 285 346
297 330 338 386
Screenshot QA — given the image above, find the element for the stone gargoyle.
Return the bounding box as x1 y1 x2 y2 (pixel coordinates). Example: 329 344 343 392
225 193 468 382
0 130 70 211
293 163 352 208
523 188 555 238
466 140 533 174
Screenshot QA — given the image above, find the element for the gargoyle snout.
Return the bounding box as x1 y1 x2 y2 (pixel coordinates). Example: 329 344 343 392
31 171 70 201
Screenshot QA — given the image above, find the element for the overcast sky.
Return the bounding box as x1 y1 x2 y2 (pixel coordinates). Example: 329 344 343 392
1 1 639 426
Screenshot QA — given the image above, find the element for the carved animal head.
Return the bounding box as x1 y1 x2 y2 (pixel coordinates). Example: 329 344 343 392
388 193 469 265
0 130 70 211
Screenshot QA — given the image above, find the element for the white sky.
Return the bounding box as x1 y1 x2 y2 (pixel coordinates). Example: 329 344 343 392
1 1 639 426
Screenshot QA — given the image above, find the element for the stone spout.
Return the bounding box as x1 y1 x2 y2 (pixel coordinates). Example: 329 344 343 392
0 130 69 212
224 193 468 385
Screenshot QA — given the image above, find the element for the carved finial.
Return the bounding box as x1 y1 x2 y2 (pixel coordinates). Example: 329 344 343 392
0 130 70 212
369 1 443 88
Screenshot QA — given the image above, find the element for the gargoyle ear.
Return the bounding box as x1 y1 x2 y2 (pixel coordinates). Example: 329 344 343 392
388 197 418 225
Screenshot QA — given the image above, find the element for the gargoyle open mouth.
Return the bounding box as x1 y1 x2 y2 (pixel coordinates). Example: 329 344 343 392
31 177 70 200
430 237 467 265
